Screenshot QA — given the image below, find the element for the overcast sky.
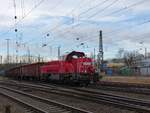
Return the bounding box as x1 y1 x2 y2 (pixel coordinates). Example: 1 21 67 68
0 0 150 60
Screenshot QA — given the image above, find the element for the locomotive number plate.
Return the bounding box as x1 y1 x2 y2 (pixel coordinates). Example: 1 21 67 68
83 62 91 65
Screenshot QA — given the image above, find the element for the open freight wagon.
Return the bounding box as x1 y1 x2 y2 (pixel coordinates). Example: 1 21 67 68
6 62 46 80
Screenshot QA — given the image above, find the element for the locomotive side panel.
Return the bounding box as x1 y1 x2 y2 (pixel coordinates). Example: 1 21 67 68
40 61 74 80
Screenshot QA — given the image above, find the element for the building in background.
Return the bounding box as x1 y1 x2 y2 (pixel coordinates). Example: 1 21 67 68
136 57 150 76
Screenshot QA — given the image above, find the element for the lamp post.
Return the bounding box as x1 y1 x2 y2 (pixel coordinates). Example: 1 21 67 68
6 39 10 64
139 41 147 59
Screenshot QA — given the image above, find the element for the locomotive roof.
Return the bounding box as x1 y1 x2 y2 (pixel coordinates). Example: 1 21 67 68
65 51 85 61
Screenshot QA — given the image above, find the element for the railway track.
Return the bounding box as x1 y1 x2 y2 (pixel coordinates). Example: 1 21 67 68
0 85 91 113
36 80 150 95
26 80 150 95
1 80 150 112
98 81 150 88
3 79 150 95
89 84 150 95
23 80 150 95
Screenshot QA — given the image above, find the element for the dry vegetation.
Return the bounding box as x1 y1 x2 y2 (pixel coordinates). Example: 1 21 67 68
101 76 150 84
0 104 19 113
0 95 25 113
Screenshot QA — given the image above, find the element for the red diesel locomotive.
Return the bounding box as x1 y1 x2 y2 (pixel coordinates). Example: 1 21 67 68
6 51 98 85
40 51 98 84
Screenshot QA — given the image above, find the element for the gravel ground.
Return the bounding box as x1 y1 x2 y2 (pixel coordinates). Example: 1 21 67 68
0 80 146 113
23 88 136 113
16 80 150 100
0 95 26 113
105 90 150 100
0 88 137 113
85 86 150 100
0 83 137 113
101 76 150 84
0 88 68 113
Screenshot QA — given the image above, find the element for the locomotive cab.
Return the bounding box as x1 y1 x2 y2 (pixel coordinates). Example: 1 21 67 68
65 51 96 85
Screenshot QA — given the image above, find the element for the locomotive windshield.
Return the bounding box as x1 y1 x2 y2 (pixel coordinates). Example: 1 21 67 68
65 51 85 61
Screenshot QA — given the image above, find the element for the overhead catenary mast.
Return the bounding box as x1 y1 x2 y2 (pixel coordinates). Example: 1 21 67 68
98 30 104 73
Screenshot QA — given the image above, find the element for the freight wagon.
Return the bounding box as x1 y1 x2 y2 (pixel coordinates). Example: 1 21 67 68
6 62 46 80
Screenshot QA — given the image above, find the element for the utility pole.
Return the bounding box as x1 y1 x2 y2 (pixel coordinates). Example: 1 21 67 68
139 41 147 59
145 48 147 59
0 55 2 64
98 30 104 73
49 46 52 60
27 46 30 63
58 46 61 60
38 54 40 62
93 48 96 65
94 48 96 60
6 39 10 64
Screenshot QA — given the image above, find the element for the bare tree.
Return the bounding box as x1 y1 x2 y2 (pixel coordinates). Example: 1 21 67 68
123 50 141 67
116 48 124 58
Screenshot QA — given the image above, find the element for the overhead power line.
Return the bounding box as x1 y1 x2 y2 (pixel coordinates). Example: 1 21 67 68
44 0 114 34
103 18 150 37
49 17 150 50
27 18 150 58
50 0 65 10
79 18 150 44
9 0 150 52
40 0 147 39
87 0 119 19
40 0 119 42
13 0 17 17
25 0 87 44
105 0 147 16
51 0 147 40
78 0 110 17
48 0 120 36
41 0 88 35
16 0 45 24
0 0 45 37
24 0 120 46
22 0 67 43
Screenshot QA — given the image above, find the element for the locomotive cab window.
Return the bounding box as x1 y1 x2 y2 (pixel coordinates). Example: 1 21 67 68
72 55 78 59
